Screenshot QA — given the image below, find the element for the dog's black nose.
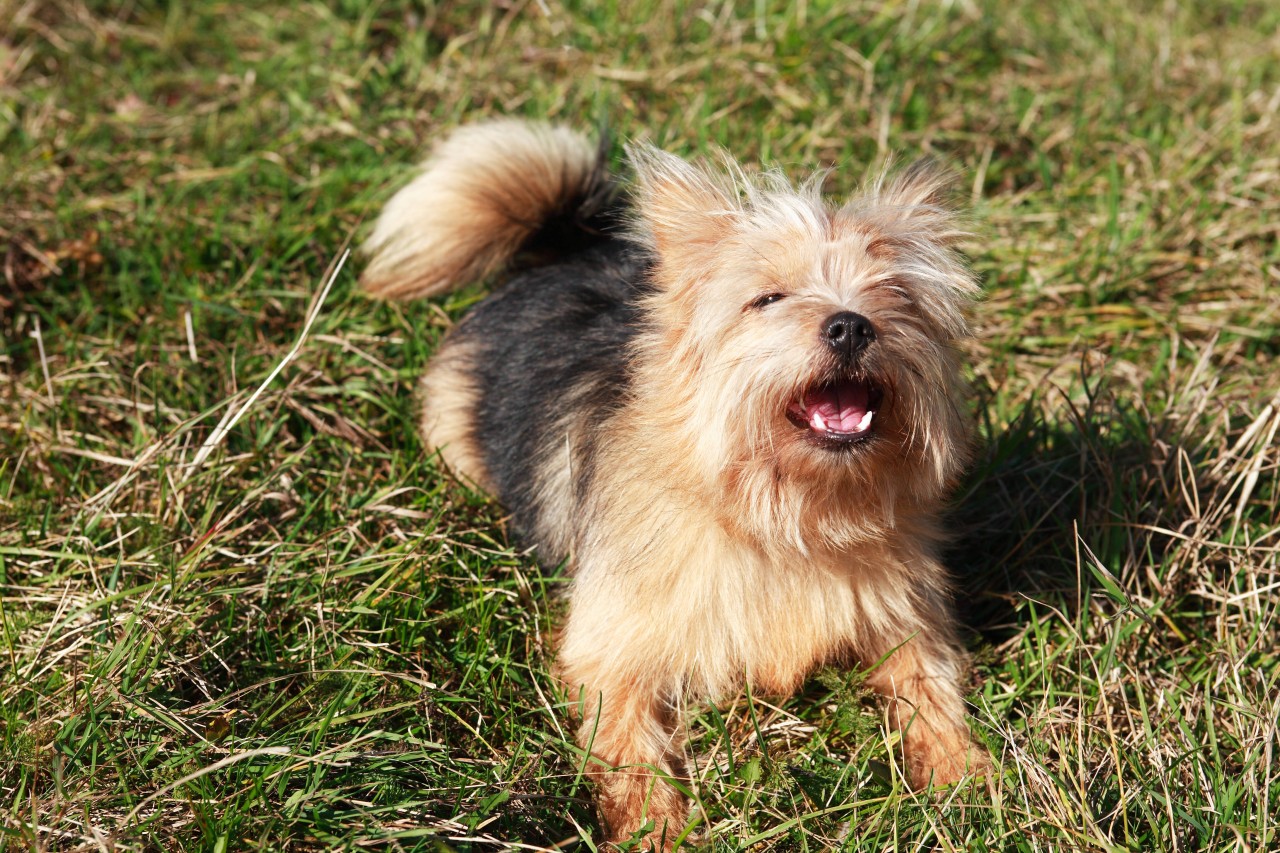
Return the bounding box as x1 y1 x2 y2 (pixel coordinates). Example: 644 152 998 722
821 311 875 359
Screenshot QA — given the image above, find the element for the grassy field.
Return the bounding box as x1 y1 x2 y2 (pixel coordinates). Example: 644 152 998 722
2 0 1279 850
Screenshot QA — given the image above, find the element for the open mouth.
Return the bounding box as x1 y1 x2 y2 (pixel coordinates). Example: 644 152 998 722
787 377 883 446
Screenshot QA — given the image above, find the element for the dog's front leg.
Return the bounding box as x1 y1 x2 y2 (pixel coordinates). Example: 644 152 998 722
559 647 689 849
861 608 989 789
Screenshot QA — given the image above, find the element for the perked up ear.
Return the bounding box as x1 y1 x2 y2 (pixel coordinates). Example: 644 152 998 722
853 159 969 244
883 159 954 207
625 143 741 267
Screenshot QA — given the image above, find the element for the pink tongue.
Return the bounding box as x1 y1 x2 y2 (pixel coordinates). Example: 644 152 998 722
805 381 871 433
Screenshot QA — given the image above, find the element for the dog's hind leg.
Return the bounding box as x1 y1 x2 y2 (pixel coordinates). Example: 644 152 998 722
419 336 493 491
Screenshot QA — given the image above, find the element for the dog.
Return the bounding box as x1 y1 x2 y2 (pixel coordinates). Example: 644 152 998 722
361 119 989 849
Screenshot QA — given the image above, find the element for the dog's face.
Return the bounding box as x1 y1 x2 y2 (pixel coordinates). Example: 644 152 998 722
628 148 978 545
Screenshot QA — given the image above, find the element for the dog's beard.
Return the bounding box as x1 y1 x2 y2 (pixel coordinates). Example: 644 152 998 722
648 298 968 555
705 348 963 555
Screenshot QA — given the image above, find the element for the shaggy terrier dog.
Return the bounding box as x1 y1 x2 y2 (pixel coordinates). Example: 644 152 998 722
362 119 988 849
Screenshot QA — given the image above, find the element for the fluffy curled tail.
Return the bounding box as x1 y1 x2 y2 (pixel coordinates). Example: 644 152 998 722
360 119 617 300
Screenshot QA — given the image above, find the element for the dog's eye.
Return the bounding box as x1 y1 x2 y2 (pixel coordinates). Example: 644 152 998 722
747 293 787 310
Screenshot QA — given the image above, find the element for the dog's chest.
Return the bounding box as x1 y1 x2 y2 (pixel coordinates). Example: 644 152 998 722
683 542 868 697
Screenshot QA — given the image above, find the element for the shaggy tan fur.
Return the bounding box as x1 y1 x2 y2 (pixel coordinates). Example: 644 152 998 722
364 120 990 850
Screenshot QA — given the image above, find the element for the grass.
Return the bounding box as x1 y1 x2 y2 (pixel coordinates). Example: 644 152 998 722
2 0 1278 850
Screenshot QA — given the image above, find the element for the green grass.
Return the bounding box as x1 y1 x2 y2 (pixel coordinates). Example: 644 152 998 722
2 0 1278 850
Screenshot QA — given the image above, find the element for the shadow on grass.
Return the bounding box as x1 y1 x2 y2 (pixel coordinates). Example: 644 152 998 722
950 366 1215 645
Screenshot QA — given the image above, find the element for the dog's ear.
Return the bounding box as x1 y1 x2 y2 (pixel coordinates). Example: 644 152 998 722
883 159 956 208
848 159 968 244
839 160 978 306
626 143 740 265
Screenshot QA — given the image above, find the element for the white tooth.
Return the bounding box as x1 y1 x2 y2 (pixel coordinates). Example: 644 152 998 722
857 410 873 431
811 410 826 431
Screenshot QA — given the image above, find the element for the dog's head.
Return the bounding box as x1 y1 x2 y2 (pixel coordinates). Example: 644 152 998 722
627 145 978 549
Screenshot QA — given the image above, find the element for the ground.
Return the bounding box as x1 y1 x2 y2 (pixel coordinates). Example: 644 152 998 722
1 1 1278 850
